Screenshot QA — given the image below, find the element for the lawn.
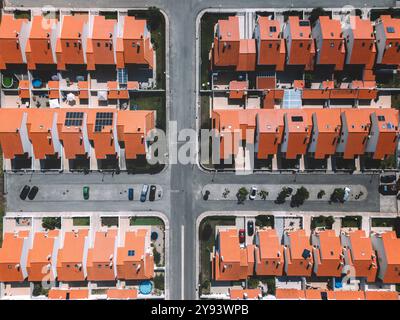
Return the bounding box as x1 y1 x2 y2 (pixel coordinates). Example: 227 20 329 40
130 92 166 131
371 218 396 228
73 217 90 226
341 216 361 229
130 216 164 227
198 216 236 294
200 13 233 87
200 93 211 130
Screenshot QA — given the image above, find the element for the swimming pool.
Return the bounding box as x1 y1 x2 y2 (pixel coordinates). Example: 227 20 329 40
139 281 153 295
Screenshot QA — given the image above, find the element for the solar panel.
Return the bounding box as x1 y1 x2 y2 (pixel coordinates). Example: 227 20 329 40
387 26 395 33
64 112 84 126
94 112 114 132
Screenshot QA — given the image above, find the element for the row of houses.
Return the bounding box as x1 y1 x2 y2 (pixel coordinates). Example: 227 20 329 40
212 228 400 284
0 12 153 71
212 107 399 161
212 15 400 72
228 288 399 300
0 228 154 283
0 108 155 169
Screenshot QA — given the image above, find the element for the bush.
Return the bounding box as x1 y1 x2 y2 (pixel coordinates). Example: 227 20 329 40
317 190 326 199
290 187 309 207
201 279 211 293
237 187 249 204
153 247 161 266
247 278 259 289
255 215 274 228
32 283 49 297
154 274 165 291
309 7 330 26
275 187 292 204
42 217 61 230
258 190 268 200
330 188 345 203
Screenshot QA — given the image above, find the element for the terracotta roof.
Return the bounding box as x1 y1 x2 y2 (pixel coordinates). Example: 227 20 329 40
48 289 89 300
107 288 138 300
284 229 313 276
276 289 305 300
230 288 261 300
364 291 399 300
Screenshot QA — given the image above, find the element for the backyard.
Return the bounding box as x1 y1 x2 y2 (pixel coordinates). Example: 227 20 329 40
341 216 361 229
130 92 166 131
130 216 164 228
310 215 334 230
72 217 90 226
200 12 233 87
198 216 236 294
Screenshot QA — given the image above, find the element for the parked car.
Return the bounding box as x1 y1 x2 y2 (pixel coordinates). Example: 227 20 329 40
247 221 254 236
19 185 30 200
343 187 351 202
140 184 149 202
249 186 258 200
380 175 396 184
379 184 397 196
83 186 90 200
128 188 134 201
239 229 245 244
149 185 156 202
27 186 39 200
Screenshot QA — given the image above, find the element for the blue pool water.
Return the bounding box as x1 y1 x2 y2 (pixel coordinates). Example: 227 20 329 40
139 281 153 295
334 277 343 289
32 79 43 88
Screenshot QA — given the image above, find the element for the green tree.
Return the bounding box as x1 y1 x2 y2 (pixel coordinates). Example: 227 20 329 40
309 7 330 26
42 217 61 230
317 190 326 199
330 188 345 203
326 216 335 228
247 278 260 289
291 187 310 207
237 187 249 204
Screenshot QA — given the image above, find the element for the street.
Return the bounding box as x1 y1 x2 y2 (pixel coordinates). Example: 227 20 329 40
3 0 397 300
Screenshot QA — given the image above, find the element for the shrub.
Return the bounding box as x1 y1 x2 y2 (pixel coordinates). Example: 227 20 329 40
42 217 61 230
290 187 309 207
317 190 326 199
258 190 268 200
153 247 161 266
330 188 345 203
154 274 165 291
237 187 249 204
247 278 259 289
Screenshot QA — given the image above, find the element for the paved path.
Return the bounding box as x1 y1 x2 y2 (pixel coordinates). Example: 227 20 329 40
3 0 397 300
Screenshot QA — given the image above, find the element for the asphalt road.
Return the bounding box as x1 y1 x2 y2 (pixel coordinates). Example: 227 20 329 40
4 0 396 300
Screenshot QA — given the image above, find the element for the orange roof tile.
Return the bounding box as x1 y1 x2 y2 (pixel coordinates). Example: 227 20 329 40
107 288 138 300
313 230 344 277
276 289 305 300
327 290 365 300
27 230 59 282
230 288 261 300
284 230 313 276
48 289 89 300
56 229 88 282
0 232 29 282
364 291 399 300
255 229 284 276
87 230 117 282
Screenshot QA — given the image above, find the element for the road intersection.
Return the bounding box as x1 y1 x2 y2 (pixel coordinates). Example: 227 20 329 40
3 0 397 299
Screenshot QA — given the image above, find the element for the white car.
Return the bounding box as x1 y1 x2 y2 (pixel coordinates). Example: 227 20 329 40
249 186 258 200
343 187 351 202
